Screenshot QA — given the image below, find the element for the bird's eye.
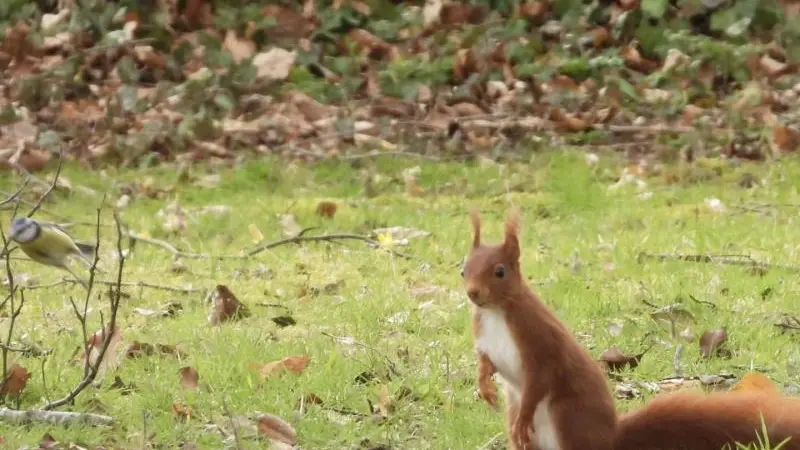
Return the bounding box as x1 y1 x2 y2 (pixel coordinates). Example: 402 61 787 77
494 265 505 278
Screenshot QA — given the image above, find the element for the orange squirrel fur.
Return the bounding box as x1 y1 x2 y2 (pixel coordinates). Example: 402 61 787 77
462 207 616 450
462 208 800 450
614 389 800 450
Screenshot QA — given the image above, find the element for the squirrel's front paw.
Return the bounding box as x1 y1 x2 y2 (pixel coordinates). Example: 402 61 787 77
477 383 498 409
511 418 532 450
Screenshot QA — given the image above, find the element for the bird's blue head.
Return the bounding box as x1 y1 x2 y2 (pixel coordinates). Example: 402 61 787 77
9 217 39 243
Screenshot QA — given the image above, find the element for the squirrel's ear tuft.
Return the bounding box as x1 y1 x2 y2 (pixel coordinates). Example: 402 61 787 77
469 207 481 248
504 206 520 260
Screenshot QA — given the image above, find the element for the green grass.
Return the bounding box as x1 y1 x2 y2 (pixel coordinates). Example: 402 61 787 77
0 150 798 449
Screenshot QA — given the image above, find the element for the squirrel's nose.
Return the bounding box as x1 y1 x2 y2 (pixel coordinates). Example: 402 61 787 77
467 288 479 302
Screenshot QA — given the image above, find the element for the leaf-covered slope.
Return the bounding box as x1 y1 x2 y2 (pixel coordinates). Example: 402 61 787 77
1 0 800 171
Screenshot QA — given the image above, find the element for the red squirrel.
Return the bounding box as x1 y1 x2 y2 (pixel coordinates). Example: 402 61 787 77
461 207 617 450
462 207 800 450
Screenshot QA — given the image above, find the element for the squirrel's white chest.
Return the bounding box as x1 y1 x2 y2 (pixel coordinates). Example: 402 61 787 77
474 308 522 388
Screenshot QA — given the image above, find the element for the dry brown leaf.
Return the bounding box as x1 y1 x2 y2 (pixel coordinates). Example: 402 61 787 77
256 355 310 381
439 3 488 26
699 328 729 358
599 347 643 371
549 108 589 132
518 1 548 23
588 27 610 48
760 54 791 79
181 0 213 28
453 48 480 83
0 363 31 396
370 96 416 119
84 324 123 369
680 104 705 125
732 371 779 394
253 48 296 82
316 201 338 218
621 45 659 74
224 30 256 63
13 148 52 172
257 413 297 445
208 284 251 325
285 91 333 122
179 366 199 390
2 22 35 64
345 29 397 61
772 125 800 153
262 4 317 40
133 45 167 71
451 102 485 117
376 384 393 418
172 401 193 421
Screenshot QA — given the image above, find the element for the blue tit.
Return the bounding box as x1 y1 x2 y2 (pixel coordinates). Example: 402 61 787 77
8 217 96 289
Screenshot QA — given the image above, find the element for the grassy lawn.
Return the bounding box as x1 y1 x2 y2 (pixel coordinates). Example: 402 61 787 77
0 150 798 449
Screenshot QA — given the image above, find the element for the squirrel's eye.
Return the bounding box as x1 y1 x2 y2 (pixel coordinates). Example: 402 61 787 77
494 265 505 278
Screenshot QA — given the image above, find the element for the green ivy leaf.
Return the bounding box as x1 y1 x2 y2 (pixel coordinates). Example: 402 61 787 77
642 0 668 19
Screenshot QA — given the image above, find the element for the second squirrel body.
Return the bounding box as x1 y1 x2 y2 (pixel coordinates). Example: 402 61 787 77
463 207 800 450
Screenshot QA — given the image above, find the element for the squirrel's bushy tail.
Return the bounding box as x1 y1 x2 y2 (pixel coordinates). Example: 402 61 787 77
613 391 800 450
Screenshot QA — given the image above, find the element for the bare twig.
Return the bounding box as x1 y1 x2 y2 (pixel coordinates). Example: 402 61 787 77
0 178 30 208
0 228 25 400
673 344 684 378
0 408 112 426
43 210 126 411
222 397 243 450
26 149 64 218
775 315 800 332
636 252 800 273
688 294 717 310
0 192 71 223
477 432 504 450
41 355 51 404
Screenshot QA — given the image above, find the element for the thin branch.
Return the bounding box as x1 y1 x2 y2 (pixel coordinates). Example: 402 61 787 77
0 408 112 426
477 433 504 450
0 178 30 208
26 148 64 218
636 252 800 273
222 396 243 450
0 192 71 222
43 209 126 411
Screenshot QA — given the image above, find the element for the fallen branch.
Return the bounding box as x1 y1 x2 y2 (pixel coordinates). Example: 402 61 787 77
125 229 415 260
245 233 380 257
636 252 800 273
0 408 112 426
25 278 202 294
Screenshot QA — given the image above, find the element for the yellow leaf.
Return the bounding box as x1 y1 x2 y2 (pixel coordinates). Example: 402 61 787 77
376 232 393 249
248 224 264 243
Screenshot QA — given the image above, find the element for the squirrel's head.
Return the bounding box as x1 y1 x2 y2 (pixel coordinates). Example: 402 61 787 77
461 207 522 308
